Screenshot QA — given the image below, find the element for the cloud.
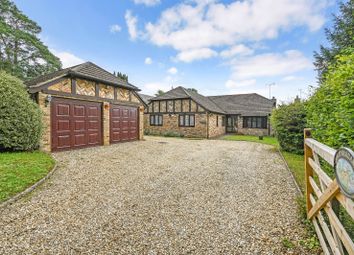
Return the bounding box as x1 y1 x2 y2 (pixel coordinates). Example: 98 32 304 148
142 0 328 62
142 82 173 95
133 0 160 6
225 79 256 88
51 49 84 68
110 24 121 33
145 57 153 65
220 44 254 58
175 48 217 62
282 75 300 81
167 67 178 75
125 10 139 40
229 50 312 80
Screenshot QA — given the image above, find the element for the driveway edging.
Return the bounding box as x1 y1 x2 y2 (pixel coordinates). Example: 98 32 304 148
277 149 302 195
0 161 58 210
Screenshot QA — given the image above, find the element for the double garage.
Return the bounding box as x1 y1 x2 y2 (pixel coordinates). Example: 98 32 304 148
26 62 144 152
51 98 139 151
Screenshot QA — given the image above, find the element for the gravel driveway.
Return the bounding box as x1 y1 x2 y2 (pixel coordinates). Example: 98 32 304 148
0 137 310 254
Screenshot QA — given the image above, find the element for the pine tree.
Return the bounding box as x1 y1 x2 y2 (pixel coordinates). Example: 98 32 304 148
0 0 62 80
314 0 354 80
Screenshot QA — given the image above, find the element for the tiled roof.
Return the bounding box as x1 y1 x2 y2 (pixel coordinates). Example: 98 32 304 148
26 62 139 91
208 93 274 116
138 93 154 105
151 86 225 114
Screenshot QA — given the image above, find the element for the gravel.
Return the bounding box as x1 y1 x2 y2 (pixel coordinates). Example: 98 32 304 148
0 137 312 254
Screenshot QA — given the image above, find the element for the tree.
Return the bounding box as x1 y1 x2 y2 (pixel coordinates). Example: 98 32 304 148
155 89 165 97
307 49 354 149
314 0 354 79
114 71 128 81
0 71 42 151
187 88 198 93
0 0 62 80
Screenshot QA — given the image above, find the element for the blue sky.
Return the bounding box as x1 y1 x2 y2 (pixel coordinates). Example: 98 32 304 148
14 0 337 101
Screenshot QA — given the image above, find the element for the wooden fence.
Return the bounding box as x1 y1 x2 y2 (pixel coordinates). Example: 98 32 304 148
304 128 354 255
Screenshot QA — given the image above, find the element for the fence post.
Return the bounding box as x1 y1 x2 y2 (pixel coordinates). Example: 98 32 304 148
304 128 314 213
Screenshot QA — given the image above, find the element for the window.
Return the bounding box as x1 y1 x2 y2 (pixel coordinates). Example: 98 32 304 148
222 116 226 127
243 117 267 129
216 116 219 127
179 114 195 127
150 114 163 126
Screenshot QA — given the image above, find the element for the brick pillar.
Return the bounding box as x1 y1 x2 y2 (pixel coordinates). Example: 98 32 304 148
139 106 144 140
38 92 51 152
103 102 110 145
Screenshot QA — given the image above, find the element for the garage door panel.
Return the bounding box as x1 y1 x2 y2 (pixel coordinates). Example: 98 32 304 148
57 135 71 149
111 108 120 117
51 98 102 151
88 133 99 145
57 104 70 116
74 134 86 146
111 120 120 129
88 106 100 117
87 120 99 130
74 120 85 131
57 119 70 131
110 105 138 144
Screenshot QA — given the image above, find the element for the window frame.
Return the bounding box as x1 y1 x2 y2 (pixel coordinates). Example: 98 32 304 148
243 116 267 129
150 114 163 126
179 114 195 127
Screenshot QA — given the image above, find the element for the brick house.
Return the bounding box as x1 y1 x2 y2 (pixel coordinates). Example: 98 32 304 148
26 62 145 152
144 86 276 138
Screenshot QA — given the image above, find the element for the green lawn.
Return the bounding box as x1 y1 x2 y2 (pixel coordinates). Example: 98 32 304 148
0 151 55 202
222 134 279 147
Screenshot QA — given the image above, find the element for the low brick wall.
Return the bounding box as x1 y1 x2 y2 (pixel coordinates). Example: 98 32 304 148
144 113 208 138
237 128 269 136
236 115 270 136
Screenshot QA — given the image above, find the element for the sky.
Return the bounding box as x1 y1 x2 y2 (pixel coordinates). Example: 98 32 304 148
14 0 338 102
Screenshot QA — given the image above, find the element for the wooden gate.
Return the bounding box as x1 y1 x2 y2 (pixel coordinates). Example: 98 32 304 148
304 129 354 255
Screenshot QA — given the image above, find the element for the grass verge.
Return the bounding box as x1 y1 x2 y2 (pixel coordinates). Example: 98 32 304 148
0 151 54 203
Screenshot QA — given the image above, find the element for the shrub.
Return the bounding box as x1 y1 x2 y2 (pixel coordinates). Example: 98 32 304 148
271 100 307 154
307 49 354 149
0 71 42 151
163 131 183 137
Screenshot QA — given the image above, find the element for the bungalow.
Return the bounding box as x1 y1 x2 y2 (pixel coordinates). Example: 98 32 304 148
144 86 276 138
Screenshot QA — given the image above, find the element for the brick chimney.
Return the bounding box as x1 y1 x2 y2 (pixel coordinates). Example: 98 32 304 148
271 96 277 107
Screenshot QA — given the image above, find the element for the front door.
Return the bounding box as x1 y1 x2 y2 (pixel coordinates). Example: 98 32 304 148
226 115 238 133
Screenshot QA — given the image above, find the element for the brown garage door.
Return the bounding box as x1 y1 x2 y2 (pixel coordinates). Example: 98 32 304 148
51 98 102 151
110 105 138 143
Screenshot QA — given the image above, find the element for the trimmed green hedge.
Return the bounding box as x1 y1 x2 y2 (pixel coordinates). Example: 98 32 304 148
307 49 354 149
271 100 307 154
0 71 42 151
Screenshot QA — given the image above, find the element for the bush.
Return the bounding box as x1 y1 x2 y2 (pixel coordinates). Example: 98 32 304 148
0 71 42 151
271 100 307 154
307 49 354 149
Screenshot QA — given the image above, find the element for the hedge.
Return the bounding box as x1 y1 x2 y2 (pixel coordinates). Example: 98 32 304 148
0 71 42 151
271 100 307 154
307 49 354 149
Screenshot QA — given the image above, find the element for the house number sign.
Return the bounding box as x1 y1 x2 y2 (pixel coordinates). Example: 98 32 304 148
334 147 354 199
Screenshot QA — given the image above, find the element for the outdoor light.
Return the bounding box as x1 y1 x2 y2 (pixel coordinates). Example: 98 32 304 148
45 95 52 107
